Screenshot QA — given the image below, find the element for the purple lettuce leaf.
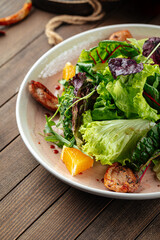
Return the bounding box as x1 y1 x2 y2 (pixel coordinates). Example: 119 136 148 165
108 58 144 79
69 72 86 96
68 72 97 146
142 37 160 64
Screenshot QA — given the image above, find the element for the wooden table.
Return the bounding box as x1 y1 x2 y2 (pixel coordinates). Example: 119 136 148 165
1 1 160 239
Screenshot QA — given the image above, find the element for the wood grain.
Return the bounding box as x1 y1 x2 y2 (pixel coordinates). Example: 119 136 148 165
0 8 53 67
0 136 38 200
0 165 69 240
0 33 50 106
0 95 19 150
136 213 160 240
17 188 112 240
77 199 160 240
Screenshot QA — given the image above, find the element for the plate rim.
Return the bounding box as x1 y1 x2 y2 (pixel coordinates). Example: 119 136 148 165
16 23 160 200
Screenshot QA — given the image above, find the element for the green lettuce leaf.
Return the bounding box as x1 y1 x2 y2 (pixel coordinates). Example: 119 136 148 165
76 62 109 84
78 40 139 65
144 73 160 113
128 38 146 53
80 112 155 165
106 64 160 121
130 123 160 171
92 81 125 120
127 38 154 63
153 154 160 180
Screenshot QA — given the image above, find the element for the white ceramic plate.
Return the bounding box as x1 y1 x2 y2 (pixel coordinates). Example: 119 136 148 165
16 24 160 200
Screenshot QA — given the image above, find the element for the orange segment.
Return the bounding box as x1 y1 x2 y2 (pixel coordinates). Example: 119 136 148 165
61 146 93 176
62 62 75 81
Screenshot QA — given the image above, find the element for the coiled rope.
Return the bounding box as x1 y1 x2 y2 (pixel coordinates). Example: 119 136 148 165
45 0 105 45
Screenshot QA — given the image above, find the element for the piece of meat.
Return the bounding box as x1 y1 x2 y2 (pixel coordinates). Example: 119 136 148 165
29 80 58 111
109 30 133 42
104 163 139 193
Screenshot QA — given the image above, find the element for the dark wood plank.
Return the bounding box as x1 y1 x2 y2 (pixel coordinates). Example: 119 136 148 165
0 95 19 150
136 213 160 240
17 188 112 240
0 136 38 200
0 7 53 67
0 33 50 106
76 199 160 240
0 165 69 240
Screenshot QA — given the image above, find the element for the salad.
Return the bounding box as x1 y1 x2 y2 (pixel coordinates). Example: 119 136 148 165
29 30 160 193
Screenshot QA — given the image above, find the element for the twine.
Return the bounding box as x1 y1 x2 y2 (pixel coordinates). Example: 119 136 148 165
45 0 105 45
